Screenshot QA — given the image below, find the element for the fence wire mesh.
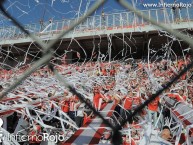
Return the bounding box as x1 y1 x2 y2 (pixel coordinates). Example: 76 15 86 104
0 0 193 145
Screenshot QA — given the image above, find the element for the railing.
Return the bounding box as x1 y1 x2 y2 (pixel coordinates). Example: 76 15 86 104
0 7 193 40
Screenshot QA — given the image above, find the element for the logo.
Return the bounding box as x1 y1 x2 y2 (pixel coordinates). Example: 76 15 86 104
0 119 66 143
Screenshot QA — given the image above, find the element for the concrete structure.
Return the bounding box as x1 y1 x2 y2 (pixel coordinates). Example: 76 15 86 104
0 7 193 66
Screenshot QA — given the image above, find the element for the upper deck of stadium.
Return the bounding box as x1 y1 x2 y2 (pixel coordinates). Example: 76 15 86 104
0 7 193 63
0 7 193 44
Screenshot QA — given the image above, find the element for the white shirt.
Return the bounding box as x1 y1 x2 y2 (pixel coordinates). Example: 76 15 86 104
77 103 85 117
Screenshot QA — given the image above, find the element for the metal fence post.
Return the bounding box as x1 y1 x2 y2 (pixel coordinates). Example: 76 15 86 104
187 7 190 21
86 18 88 30
93 16 95 29
148 10 150 24
164 9 166 23
106 14 108 28
179 9 182 21
119 13 122 27
62 20 64 30
113 14 115 27
100 15 102 30
156 9 158 23
171 9 174 23
126 12 129 25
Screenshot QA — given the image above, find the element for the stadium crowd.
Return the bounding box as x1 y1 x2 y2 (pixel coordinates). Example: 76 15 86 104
0 55 193 144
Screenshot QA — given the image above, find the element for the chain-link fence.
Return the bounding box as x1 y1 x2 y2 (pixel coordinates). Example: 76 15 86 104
0 0 193 144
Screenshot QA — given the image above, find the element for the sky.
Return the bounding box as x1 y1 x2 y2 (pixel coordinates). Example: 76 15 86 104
0 0 192 26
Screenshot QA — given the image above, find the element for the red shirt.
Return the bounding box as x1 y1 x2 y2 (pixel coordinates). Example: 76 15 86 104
148 97 159 111
106 94 112 101
178 61 184 70
181 74 186 80
123 96 133 110
102 69 107 76
110 69 116 76
93 93 103 109
61 100 69 113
